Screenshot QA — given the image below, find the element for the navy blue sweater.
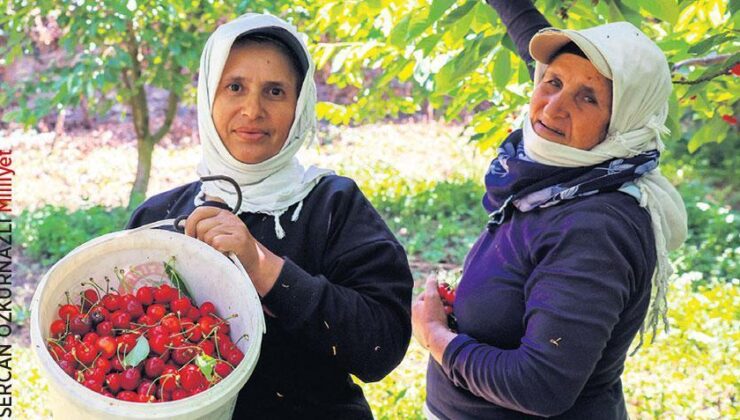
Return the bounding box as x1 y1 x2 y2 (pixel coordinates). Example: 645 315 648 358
426 191 656 418
425 2 657 418
127 175 413 419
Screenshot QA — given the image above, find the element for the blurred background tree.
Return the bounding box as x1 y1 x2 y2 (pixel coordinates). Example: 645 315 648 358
1 0 737 207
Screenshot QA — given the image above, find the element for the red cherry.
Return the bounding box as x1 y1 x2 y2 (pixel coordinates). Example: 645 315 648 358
226 348 244 366
93 357 112 374
122 295 144 319
171 388 189 401
69 313 92 336
135 286 154 306
186 306 201 321
82 332 100 347
110 311 131 330
199 301 216 317
96 320 114 337
722 114 737 125
153 285 177 304
732 63 740 76
214 361 233 378
50 319 67 338
48 342 65 361
217 337 236 357
97 336 117 359
58 359 76 377
82 288 100 310
83 378 103 393
172 347 197 365
137 314 154 328
116 390 139 401
111 356 125 372
198 340 215 357
185 324 204 342
101 294 122 311
147 325 169 338
106 373 122 393
170 297 192 315
62 335 79 351
148 334 170 355
160 367 179 392
160 315 181 334
120 367 141 391
144 357 165 378
75 343 98 365
117 334 138 355
137 379 156 397
84 366 106 384
170 334 185 347
198 316 218 336
146 304 167 322
180 366 206 391
88 306 110 325
58 304 80 322
444 305 454 315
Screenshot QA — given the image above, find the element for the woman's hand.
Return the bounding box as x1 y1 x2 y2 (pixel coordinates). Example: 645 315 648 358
184 206 284 297
412 276 457 364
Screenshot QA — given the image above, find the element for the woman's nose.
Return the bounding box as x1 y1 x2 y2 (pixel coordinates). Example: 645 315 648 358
240 92 264 119
543 93 569 119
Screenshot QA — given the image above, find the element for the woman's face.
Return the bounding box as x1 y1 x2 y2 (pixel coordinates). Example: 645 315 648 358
529 53 612 150
212 42 299 164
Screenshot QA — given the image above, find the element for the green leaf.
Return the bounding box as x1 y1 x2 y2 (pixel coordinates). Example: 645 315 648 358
123 335 150 369
429 0 456 24
687 33 731 55
492 48 512 90
388 15 411 48
688 115 728 153
164 257 193 300
438 0 477 29
195 353 217 382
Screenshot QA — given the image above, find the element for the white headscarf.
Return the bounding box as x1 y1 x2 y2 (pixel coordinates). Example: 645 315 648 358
195 13 333 239
523 22 688 340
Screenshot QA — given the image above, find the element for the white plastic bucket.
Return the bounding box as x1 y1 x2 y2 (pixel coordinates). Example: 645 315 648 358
29 220 266 420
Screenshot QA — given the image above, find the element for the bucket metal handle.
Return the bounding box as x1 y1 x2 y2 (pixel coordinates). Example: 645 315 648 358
173 175 242 232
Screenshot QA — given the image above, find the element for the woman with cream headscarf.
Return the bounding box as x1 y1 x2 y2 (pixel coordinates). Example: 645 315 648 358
412 1 687 418
128 13 412 418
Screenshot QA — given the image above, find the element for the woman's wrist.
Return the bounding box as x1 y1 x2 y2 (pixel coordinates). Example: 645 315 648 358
427 324 457 365
240 243 284 297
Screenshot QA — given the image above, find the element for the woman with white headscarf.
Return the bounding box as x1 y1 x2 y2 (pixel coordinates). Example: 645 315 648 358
412 1 687 418
127 13 413 418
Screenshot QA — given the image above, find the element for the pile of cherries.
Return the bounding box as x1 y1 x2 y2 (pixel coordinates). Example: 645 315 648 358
46 282 245 402
437 282 458 331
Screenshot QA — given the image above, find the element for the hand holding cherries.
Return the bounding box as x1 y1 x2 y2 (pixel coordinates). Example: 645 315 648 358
437 282 458 331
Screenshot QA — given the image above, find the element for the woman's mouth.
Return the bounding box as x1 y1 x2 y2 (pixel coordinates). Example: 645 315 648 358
233 128 268 141
535 120 565 137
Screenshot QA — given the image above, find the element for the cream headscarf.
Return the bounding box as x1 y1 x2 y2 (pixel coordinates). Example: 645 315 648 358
195 13 333 239
523 22 688 342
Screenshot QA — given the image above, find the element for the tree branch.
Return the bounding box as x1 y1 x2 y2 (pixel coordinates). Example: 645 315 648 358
151 90 180 143
672 64 734 85
672 53 732 71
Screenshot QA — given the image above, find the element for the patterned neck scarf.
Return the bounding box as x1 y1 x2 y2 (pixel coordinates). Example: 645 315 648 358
483 130 659 230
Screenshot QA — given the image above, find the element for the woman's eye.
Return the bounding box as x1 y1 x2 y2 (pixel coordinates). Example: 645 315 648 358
268 87 284 96
584 96 597 104
227 83 241 92
546 79 561 88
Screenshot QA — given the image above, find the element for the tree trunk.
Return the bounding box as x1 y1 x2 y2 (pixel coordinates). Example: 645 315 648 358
128 135 155 209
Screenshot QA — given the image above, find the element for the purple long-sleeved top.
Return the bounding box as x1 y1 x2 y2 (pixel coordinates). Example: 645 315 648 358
426 190 655 418
425 2 657 418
